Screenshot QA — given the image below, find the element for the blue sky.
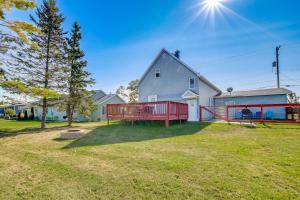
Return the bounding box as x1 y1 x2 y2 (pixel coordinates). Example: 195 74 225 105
6 0 300 95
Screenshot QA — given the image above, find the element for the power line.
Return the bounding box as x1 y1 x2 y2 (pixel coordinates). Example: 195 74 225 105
197 47 272 66
196 42 300 67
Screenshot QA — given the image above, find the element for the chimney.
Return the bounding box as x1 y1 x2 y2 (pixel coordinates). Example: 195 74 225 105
174 50 180 59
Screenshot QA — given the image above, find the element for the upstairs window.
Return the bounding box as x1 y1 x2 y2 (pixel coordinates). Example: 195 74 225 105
189 78 195 89
155 69 160 78
148 95 157 102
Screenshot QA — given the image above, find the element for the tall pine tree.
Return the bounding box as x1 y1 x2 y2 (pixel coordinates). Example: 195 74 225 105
65 22 95 126
8 0 66 128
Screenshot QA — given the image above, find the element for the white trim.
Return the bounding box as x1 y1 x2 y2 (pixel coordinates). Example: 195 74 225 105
148 95 157 102
181 90 198 99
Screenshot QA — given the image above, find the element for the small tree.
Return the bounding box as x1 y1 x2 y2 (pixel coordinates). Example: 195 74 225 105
116 79 139 103
30 107 35 120
24 110 28 120
77 92 97 121
127 79 139 103
5 108 16 119
116 86 128 102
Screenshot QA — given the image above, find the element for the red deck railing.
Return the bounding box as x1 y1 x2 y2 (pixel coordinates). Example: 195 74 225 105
107 101 188 128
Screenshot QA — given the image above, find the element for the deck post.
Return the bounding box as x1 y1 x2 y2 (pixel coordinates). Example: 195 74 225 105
165 101 170 128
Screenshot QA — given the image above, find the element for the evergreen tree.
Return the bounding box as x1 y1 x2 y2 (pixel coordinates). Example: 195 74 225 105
24 110 28 120
0 0 39 81
64 22 95 126
0 0 39 46
8 0 66 128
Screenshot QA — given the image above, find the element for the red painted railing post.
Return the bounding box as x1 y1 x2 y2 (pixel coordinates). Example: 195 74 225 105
165 101 170 128
260 105 264 124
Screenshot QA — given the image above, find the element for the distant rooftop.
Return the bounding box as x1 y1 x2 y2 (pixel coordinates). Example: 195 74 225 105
91 90 106 101
215 88 293 98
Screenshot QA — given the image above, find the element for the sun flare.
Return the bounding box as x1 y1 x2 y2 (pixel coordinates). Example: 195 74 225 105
203 0 223 11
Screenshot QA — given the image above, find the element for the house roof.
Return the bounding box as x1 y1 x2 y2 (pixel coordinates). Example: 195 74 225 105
91 90 107 101
97 94 126 104
214 88 293 99
138 48 221 93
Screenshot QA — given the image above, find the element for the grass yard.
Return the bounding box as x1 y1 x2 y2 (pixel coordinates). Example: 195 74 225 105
0 119 299 199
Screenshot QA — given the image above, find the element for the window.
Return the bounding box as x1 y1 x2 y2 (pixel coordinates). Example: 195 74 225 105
102 106 106 115
155 69 160 78
148 95 157 102
189 78 195 89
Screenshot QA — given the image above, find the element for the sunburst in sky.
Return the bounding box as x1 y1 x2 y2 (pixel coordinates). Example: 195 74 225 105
193 0 229 26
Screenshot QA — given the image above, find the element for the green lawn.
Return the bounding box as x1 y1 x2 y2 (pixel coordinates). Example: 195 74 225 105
0 119 299 199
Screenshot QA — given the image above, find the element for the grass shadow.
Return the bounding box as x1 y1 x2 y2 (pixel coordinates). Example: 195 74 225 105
62 122 210 149
0 125 77 138
256 123 300 130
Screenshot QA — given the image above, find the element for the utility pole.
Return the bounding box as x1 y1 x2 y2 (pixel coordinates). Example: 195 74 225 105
276 46 281 88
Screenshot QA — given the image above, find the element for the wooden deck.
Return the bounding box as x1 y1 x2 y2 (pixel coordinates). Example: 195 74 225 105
107 101 188 128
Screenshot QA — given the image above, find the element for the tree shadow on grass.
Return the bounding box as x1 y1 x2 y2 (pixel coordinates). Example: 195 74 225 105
256 123 300 130
0 125 77 138
62 122 211 149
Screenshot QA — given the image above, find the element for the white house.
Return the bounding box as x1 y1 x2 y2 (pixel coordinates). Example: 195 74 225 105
138 49 221 121
138 49 296 122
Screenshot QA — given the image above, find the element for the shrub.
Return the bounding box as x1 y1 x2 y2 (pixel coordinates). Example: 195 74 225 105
5 109 16 119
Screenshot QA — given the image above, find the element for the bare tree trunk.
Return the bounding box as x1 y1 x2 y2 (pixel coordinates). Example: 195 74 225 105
41 27 52 129
69 107 74 127
41 97 48 128
67 103 72 127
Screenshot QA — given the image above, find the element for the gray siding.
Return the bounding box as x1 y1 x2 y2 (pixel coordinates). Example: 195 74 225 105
139 52 199 102
214 95 288 106
214 94 288 120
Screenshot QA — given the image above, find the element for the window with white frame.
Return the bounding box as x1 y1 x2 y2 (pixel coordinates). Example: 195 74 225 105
155 69 160 78
148 95 157 102
189 77 195 89
102 106 106 115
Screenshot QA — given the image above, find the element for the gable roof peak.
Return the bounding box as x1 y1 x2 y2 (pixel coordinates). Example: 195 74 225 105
139 48 221 93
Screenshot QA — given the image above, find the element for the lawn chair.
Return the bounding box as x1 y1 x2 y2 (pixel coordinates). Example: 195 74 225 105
264 111 274 120
235 111 242 119
241 108 253 120
254 111 262 119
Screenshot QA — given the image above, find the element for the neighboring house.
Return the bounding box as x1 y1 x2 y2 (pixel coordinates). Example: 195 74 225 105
33 90 125 122
214 88 293 120
138 48 221 121
214 88 293 106
33 101 67 121
2 103 26 117
90 90 125 121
